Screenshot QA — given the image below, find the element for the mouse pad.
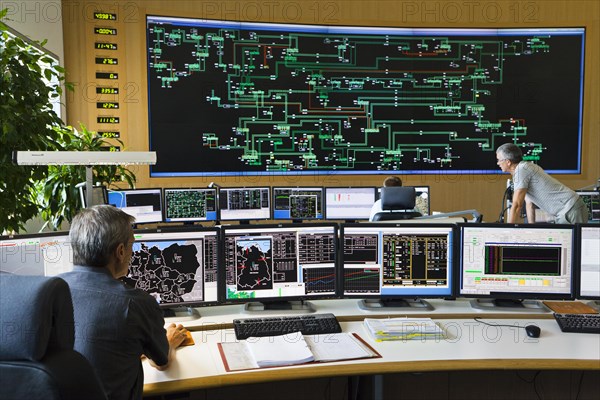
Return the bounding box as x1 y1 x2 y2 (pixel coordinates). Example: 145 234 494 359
543 301 598 314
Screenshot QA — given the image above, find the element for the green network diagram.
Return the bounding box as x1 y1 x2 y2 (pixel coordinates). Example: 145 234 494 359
146 20 583 175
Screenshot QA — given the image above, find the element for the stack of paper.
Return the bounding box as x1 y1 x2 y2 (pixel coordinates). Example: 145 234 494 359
246 333 315 367
363 317 444 341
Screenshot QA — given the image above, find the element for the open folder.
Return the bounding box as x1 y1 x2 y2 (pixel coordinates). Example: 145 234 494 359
218 332 380 371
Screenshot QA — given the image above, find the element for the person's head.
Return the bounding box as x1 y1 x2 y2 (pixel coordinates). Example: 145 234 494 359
496 143 523 173
383 176 402 187
70 205 135 276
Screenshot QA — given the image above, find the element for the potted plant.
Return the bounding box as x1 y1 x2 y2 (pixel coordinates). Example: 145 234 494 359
36 123 137 230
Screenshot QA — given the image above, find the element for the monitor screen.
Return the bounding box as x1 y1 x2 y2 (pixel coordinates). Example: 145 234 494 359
459 224 575 300
146 17 585 177
341 223 455 298
272 187 324 220
122 227 220 307
218 187 271 221
163 188 218 222
413 186 430 216
222 224 338 302
324 187 377 220
577 225 600 299
0 232 73 276
79 185 108 207
107 188 163 224
576 190 600 222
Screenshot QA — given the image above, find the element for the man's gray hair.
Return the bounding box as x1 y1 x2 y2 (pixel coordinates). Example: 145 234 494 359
69 205 135 268
496 143 523 163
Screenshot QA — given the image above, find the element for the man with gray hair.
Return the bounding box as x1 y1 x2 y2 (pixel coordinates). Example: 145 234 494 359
60 205 188 400
495 143 588 224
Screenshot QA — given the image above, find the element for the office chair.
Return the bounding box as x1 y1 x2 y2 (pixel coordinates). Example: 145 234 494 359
372 186 422 221
0 274 106 400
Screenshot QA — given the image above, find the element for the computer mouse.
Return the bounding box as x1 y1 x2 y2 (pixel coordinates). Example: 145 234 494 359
525 325 541 338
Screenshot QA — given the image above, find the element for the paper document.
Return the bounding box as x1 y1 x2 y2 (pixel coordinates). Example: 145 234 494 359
364 317 444 341
305 333 376 362
246 333 314 367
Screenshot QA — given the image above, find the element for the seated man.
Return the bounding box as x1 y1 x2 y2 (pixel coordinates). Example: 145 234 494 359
61 205 188 400
369 176 403 221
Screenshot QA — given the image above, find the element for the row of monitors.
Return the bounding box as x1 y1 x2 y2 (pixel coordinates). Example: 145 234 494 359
90 186 431 224
1 223 598 311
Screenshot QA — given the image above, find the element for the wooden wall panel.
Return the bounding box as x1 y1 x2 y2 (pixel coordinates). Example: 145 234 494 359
62 0 600 222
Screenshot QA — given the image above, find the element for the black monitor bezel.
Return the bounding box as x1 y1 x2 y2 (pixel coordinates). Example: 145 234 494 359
458 222 576 301
107 187 164 224
575 223 600 300
128 225 221 308
271 186 325 221
323 186 378 221
340 222 457 300
162 187 218 223
220 222 340 304
217 186 272 222
79 185 108 208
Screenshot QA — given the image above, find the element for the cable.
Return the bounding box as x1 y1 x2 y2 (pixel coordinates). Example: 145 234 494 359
474 317 525 329
496 184 513 222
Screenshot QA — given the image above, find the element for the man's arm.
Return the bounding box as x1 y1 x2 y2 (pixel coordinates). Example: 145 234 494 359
508 189 527 223
525 198 536 223
148 323 188 371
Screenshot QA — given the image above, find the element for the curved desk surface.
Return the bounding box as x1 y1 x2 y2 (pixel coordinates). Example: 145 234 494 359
143 299 600 395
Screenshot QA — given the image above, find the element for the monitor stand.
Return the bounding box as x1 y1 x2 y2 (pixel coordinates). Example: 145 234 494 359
585 300 600 311
359 298 434 311
243 300 316 313
161 306 201 321
470 298 550 313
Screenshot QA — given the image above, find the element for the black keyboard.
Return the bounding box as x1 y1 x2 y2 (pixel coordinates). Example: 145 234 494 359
233 313 342 340
554 313 600 334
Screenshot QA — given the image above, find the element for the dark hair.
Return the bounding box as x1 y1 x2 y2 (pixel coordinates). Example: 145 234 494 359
69 205 135 268
496 143 523 163
383 176 402 187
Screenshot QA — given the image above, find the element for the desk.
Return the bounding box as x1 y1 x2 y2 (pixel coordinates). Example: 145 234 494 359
143 300 600 398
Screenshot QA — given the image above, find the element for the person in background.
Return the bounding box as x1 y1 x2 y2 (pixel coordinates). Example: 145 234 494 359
496 143 588 224
369 176 403 221
60 205 188 400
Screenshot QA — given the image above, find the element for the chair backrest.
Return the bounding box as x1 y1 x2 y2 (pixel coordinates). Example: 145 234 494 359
0 274 106 400
372 186 422 221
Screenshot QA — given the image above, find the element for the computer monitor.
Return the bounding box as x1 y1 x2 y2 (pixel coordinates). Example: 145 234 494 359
341 223 455 310
122 227 220 318
577 224 600 305
272 187 324 220
459 223 575 311
163 188 218 223
221 223 338 312
107 188 163 224
576 190 600 222
376 186 430 216
324 187 377 221
218 187 271 222
79 185 108 208
0 231 73 276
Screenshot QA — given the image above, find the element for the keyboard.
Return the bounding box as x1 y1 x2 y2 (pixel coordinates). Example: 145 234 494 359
554 313 600 334
233 313 342 340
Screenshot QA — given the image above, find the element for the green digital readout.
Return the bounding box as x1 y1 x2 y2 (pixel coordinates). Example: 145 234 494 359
94 27 117 35
98 131 121 138
93 12 117 21
97 117 120 124
96 72 118 80
97 102 119 109
95 57 118 65
96 87 119 94
95 42 118 50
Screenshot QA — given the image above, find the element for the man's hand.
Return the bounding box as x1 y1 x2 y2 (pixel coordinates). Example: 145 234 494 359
166 323 188 348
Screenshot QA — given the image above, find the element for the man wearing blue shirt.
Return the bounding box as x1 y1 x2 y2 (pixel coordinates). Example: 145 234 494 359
61 205 188 400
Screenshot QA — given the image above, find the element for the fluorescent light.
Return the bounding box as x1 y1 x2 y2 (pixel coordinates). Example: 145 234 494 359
14 151 156 165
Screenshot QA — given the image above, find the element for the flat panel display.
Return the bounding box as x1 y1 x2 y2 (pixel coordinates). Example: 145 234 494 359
459 224 575 300
163 188 218 222
0 232 73 276
577 225 600 300
222 224 338 302
341 223 455 298
324 187 377 220
107 188 163 224
218 187 271 221
123 227 220 307
272 187 324 220
576 190 600 222
146 17 585 176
